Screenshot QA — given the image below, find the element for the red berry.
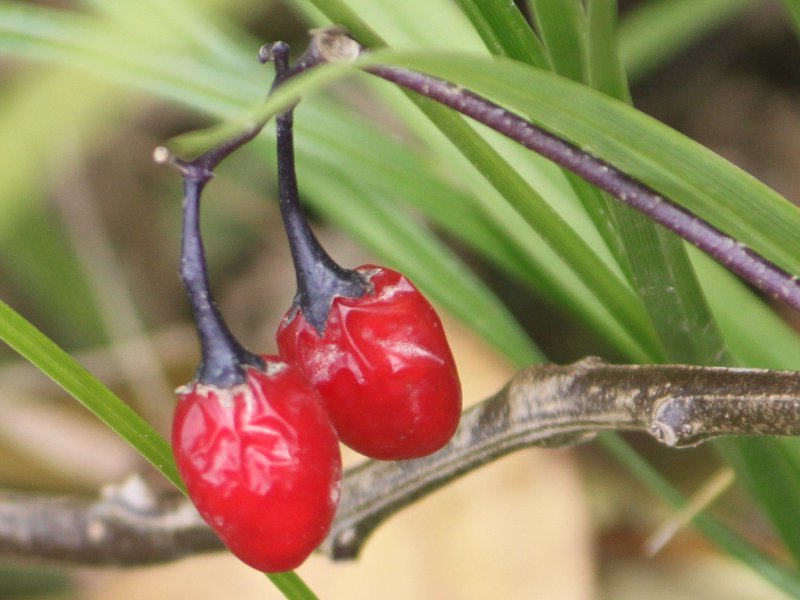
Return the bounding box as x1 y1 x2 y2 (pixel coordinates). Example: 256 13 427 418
277 265 462 460
172 356 342 572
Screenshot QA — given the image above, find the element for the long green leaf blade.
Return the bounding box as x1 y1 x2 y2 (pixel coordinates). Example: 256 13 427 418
0 300 181 488
529 0 588 83
453 0 548 67
586 0 728 366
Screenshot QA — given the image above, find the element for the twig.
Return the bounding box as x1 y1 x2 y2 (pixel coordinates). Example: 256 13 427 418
2 358 799 566
326 357 800 559
0 476 219 565
302 26 800 313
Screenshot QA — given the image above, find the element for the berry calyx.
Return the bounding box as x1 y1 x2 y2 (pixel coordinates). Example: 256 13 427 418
160 127 341 572
269 49 462 460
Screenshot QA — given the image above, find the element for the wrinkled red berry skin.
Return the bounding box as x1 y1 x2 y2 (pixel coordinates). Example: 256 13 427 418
172 356 341 573
276 266 462 460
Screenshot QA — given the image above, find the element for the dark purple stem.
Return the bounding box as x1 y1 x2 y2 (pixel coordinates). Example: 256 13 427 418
272 44 370 334
178 168 263 386
160 39 357 385
187 40 330 169
365 64 800 309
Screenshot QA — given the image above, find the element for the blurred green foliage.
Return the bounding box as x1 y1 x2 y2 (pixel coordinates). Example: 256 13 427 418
2 0 800 598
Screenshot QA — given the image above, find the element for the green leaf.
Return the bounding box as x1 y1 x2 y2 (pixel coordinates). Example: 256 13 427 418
529 0 589 83
0 299 182 488
586 0 630 102
586 0 729 366
453 0 548 68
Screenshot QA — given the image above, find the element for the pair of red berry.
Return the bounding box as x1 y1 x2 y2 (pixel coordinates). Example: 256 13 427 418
168 41 461 573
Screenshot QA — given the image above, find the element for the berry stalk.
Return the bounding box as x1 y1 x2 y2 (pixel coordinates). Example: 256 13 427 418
177 170 263 386
156 39 344 383
271 45 369 334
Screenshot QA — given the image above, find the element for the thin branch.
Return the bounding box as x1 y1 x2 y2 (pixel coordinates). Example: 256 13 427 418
3 358 800 566
304 27 800 313
0 476 220 565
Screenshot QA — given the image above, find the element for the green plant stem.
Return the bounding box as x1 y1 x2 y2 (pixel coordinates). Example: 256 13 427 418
268 572 319 600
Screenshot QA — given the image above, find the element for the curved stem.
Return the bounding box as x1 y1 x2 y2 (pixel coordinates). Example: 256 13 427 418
180 174 263 386
161 36 368 382
302 26 800 315
272 45 369 334
362 65 800 311
366 64 800 309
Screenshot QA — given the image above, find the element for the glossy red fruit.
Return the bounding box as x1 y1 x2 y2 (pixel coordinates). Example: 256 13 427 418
172 356 342 573
277 265 462 460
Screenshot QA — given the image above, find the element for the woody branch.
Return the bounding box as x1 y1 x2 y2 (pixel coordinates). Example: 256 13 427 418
0 357 798 566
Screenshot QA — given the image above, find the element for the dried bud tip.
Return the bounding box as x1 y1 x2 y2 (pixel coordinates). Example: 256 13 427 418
259 41 289 64
152 146 202 179
152 146 173 165
309 26 361 64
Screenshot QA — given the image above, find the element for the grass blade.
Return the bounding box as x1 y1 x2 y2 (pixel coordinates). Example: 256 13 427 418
529 0 588 83
586 0 729 365
453 0 548 67
0 300 181 488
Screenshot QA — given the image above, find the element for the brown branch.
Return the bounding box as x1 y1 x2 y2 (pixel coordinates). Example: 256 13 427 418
0 476 220 565
2 358 800 566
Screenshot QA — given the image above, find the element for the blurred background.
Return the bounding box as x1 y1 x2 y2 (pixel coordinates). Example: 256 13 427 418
1 0 800 598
